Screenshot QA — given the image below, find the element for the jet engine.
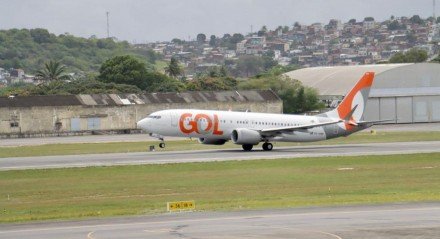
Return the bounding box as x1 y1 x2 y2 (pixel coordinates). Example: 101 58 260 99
231 128 261 145
198 138 227 145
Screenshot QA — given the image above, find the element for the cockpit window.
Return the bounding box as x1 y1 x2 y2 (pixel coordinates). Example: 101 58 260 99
147 115 161 119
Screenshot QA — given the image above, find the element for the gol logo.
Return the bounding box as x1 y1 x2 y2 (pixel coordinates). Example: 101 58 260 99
179 113 223 135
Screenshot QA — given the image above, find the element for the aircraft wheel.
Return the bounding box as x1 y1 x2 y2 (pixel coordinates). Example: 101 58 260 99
262 142 273 151
242 144 253 151
159 143 166 148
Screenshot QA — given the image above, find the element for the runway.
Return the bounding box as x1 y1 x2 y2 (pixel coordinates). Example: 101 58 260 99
1 141 439 171
0 203 439 239
1 123 438 147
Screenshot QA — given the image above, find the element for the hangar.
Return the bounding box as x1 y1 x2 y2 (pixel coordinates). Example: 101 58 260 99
285 63 440 123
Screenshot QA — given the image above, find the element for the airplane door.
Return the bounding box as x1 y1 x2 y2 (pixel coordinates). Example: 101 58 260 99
170 112 178 127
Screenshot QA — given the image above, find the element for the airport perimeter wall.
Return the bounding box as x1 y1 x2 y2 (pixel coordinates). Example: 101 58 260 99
0 90 282 138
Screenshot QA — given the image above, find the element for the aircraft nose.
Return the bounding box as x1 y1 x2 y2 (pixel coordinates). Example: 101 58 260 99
137 118 151 132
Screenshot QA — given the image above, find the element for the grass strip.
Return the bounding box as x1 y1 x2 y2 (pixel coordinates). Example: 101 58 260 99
0 153 439 223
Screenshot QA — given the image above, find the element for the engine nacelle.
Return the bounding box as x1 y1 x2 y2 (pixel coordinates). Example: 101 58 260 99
231 128 261 145
198 138 227 145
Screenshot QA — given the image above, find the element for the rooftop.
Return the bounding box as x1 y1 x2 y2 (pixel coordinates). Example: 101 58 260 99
284 64 412 95
0 90 280 108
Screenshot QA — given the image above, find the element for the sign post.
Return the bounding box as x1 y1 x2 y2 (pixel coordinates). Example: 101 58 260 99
167 200 195 212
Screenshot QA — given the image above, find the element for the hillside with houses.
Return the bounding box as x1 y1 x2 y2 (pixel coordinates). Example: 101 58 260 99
1 15 440 87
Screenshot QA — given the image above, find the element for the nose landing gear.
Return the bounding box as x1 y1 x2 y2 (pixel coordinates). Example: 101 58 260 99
150 133 166 149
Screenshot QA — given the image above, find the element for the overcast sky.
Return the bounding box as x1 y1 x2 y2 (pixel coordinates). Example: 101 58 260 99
0 0 437 42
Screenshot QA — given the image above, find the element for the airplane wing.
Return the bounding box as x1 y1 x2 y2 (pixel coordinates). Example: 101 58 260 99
260 119 343 134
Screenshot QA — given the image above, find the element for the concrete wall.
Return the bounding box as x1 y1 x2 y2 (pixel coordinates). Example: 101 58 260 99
0 101 282 136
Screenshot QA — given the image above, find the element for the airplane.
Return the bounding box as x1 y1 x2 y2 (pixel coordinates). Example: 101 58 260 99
137 72 382 151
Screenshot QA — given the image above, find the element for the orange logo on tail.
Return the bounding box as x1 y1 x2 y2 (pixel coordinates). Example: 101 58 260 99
337 72 374 130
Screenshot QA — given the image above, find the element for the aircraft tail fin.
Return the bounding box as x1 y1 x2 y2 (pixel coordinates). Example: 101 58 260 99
321 72 375 130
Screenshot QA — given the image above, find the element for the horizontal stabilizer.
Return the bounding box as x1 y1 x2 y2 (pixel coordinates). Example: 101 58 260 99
356 119 396 125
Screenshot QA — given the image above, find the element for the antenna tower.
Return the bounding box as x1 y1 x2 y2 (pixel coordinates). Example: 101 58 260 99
106 11 110 38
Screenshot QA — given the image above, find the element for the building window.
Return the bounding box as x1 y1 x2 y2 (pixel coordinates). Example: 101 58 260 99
10 122 19 128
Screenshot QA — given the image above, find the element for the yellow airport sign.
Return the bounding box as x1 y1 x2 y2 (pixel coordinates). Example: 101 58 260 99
167 200 195 212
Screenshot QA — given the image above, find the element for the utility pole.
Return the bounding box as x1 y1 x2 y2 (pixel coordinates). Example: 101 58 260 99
106 11 110 38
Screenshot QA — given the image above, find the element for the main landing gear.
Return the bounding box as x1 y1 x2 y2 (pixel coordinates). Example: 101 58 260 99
262 142 273 151
242 142 273 151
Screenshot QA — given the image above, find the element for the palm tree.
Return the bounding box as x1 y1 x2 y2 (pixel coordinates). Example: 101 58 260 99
35 60 71 83
164 57 183 79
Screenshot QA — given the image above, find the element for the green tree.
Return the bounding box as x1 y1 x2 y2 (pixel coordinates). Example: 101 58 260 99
257 25 267 37
219 65 228 77
238 74 323 114
98 55 150 89
164 57 183 79
209 35 217 47
171 38 184 45
0 78 144 96
149 74 186 92
410 15 424 25
98 55 182 92
222 33 231 40
388 20 402 30
186 76 237 91
35 60 71 83
196 33 206 44
262 52 278 71
220 33 245 50
230 33 244 44
389 49 428 63
0 28 154 74
236 55 264 77
431 55 440 63
30 28 55 44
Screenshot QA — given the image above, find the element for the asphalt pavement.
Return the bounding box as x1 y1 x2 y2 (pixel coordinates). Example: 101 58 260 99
1 141 439 171
0 203 439 239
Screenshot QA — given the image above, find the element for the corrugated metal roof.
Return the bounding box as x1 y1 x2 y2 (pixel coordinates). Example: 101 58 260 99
0 90 280 108
284 64 412 95
0 95 82 107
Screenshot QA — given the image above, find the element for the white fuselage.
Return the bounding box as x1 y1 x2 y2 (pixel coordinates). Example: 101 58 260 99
137 109 347 142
